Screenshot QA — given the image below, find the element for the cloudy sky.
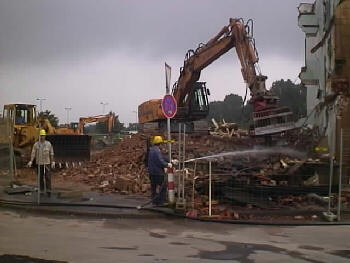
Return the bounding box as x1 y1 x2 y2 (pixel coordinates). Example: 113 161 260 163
0 0 313 125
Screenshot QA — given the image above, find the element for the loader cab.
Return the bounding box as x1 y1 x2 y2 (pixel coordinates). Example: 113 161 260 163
70 122 79 131
188 82 210 119
3 104 38 149
3 104 37 126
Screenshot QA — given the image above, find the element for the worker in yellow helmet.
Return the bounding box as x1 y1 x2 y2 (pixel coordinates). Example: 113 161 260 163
147 135 172 206
27 129 55 197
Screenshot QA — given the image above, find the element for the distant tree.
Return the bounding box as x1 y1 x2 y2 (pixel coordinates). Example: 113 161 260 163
113 115 125 133
207 79 306 128
270 79 306 118
208 94 246 124
38 110 59 128
126 123 138 131
84 124 96 134
96 122 108 134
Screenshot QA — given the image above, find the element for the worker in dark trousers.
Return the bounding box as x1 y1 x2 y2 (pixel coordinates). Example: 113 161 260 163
147 136 172 206
28 129 55 197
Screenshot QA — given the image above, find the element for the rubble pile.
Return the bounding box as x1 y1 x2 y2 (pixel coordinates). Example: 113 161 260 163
210 118 248 138
174 145 334 220
54 133 249 194
53 129 326 220
185 194 325 221
54 134 150 194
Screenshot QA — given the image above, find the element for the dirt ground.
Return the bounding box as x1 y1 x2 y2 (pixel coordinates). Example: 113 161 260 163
14 167 92 192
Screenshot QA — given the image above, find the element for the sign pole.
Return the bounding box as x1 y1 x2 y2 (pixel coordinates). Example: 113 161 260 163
167 118 171 160
165 63 172 161
164 63 174 204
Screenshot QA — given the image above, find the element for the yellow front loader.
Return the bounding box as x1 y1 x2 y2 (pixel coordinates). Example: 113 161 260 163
2 104 91 165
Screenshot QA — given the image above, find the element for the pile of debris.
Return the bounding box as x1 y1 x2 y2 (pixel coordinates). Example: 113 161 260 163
54 134 150 194
53 130 321 211
54 133 249 194
185 194 325 221
210 118 248 138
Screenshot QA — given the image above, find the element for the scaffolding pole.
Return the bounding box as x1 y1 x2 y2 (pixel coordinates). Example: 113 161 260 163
328 123 336 214
209 160 212 217
337 128 343 221
7 119 15 182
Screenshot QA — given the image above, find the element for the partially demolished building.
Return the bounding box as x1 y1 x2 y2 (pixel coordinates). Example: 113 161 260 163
298 0 350 162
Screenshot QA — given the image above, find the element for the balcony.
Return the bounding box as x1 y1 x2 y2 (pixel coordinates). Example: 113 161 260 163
298 3 319 36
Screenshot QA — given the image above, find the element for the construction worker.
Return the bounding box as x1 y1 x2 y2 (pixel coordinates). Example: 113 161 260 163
27 129 55 197
16 110 25 124
147 135 172 206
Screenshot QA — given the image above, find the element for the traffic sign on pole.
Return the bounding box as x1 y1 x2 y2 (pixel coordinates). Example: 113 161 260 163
161 94 177 119
164 63 175 204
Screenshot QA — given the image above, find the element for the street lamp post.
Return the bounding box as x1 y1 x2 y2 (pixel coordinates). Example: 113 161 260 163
100 102 108 114
36 98 46 113
64 107 72 125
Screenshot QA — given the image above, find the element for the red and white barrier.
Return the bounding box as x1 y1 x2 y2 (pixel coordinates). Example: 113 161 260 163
167 167 175 203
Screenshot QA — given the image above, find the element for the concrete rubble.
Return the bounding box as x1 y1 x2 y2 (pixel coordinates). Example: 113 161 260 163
54 134 150 195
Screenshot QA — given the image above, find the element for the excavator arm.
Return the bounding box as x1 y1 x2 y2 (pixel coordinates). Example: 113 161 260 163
173 18 267 109
78 113 115 134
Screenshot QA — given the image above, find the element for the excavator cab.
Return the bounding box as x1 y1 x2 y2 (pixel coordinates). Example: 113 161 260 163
176 82 210 121
188 82 210 119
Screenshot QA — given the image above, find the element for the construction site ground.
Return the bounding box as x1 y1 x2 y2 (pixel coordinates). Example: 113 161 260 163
1 132 350 225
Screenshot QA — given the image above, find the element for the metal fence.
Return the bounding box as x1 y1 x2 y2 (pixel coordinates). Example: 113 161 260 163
180 158 333 221
0 118 15 184
170 127 350 222
337 128 350 220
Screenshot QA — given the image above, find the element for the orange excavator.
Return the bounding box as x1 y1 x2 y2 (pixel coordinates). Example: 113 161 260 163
138 18 295 135
77 112 115 135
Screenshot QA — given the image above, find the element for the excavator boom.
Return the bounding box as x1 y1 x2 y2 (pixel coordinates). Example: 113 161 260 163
77 113 115 134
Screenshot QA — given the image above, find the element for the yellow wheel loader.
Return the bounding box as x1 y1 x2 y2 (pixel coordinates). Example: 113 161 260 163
2 104 91 165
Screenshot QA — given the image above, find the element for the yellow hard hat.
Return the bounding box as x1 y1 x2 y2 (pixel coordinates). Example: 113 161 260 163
315 146 328 152
152 136 164 144
39 129 46 136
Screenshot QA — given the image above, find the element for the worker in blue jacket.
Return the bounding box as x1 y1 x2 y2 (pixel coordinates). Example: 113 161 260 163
147 136 172 206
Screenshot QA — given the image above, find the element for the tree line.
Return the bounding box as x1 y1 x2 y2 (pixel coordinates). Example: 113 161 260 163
207 79 306 127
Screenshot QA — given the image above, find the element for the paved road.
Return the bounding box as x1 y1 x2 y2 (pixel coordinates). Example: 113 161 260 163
0 209 349 263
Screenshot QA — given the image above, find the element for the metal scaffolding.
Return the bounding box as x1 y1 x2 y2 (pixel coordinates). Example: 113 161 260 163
337 128 350 221
0 117 15 182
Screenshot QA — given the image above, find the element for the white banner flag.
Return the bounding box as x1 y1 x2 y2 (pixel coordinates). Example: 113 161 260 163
165 63 171 94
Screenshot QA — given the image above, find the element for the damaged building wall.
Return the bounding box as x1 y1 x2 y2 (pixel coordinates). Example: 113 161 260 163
298 0 350 161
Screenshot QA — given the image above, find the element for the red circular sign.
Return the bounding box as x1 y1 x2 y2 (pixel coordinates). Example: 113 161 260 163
161 94 177 118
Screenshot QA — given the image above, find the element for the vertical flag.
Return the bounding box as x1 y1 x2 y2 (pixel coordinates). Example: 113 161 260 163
165 63 171 94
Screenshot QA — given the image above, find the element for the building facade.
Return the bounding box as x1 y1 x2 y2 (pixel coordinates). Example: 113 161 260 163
298 0 350 160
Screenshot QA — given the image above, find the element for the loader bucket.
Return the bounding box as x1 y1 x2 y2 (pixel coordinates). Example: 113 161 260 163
46 134 91 162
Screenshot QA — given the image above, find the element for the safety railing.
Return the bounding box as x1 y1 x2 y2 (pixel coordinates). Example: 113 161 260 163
0 118 15 183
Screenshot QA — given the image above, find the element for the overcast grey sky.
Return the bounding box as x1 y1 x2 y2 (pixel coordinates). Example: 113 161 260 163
0 0 313 125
